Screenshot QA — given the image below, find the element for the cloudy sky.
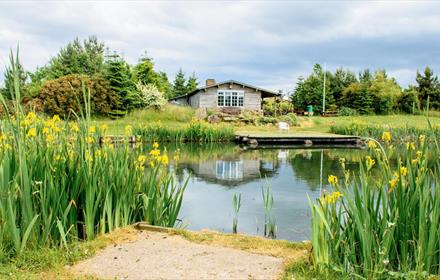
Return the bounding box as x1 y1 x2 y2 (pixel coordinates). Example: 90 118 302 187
1 1 440 91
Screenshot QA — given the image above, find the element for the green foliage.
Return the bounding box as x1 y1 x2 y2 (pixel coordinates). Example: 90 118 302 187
38 74 119 118
172 68 187 98
136 83 167 109
398 87 419 113
41 36 105 80
310 136 440 278
133 55 157 85
186 72 199 93
291 64 333 112
133 120 234 143
3 53 28 100
232 193 241 234
329 68 357 107
342 82 373 114
338 106 358 116
263 97 293 116
416 67 440 109
369 70 402 114
104 53 138 110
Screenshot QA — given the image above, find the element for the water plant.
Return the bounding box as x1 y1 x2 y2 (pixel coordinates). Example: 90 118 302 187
310 132 440 278
133 119 234 143
262 184 276 238
232 193 242 234
0 50 187 258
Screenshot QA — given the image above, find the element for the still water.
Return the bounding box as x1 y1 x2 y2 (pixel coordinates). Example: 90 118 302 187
165 144 366 242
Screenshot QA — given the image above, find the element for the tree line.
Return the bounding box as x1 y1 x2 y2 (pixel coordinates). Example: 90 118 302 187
1 36 199 118
291 64 440 115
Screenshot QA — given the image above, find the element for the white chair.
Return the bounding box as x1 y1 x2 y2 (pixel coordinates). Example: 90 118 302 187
278 122 289 133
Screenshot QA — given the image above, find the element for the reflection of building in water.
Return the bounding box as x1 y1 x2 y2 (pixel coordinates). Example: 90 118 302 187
216 160 244 180
180 151 278 187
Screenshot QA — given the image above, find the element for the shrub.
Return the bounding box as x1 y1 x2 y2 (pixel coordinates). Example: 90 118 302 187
136 83 167 110
280 113 299 126
338 106 358 116
38 74 119 118
397 89 419 113
263 98 293 116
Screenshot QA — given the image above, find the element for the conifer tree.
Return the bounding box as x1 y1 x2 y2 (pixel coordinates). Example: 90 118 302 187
416 67 440 109
172 68 187 98
185 72 199 93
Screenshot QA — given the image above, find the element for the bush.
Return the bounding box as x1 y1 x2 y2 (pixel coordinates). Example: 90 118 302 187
397 90 419 113
38 74 119 118
338 106 358 116
280 113 299 126
263 98 293 116
136 83 167 110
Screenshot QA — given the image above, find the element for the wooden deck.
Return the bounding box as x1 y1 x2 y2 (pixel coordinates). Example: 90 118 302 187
235 132 364 148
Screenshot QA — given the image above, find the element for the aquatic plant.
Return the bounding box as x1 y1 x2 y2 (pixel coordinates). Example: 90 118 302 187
0 50 187 257
232 193 241 234
310 132 440 278
133 119 234 143
262 184 276 238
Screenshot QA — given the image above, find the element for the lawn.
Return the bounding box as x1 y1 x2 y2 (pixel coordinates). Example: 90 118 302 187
92 105 440 137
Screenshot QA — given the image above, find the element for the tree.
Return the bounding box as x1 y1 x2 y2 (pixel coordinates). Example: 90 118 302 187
156 71 173 99
172 68 187 98
369 70 402 114
104 53 139 110
43 36 105 80
416 67 440 109
133 55 157 85
186 72 199 93
136 83 167 110
3 54 28 99
398 86 419 113
329 68 357 107
38 74 119 118
291 64 334 112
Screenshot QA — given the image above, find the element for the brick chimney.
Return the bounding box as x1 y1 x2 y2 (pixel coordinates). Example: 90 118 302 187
205 79 216 87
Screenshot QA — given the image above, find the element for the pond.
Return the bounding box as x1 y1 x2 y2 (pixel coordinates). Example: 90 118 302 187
164 144 367 242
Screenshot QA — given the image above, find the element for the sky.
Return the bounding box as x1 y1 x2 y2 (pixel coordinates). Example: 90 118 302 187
1 1 440 92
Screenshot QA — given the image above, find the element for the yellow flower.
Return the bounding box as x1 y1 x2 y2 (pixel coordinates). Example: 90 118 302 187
419 134 426 145
381 131 391 143
26 127 37 138
85 150 93 162
416 150 423 158
320 191 343 204
86 136 95 144
42 127 50 135
400 166 408 177
389 178 398 193
365 156 375 170
161 154 169 165
55 154 62 161
153 142 159 149
149 160 155 168
406 142 415 150
89 126 96 134
368 140 377 149
52 115 61 123
328 175 338 186
100 124 108 132
70 123 80 133
149 149 160 157
137 155 147 163
46 133 54 143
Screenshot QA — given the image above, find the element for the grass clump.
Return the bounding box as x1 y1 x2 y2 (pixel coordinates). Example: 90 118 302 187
133 119 234 143
309 132 440 278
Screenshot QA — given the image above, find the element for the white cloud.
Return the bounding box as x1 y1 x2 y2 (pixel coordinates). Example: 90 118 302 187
1 1 440 89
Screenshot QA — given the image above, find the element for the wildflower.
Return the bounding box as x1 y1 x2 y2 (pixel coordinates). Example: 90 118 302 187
328 175 338 186
149 160 155 168
52 115 61 123
42 127 50 135
365 156 375 170
55 154 62 161
416 150 423 158
137 155 147 163
85 150 93 162
26 127 37 138
389 178 398 193
406 142 415 150
95 150 102 158
136 155 147 171
153 142 159 149
381 131 391 143
411 159 418 165
419 134 426 145
368 140 377 149
320 191 343 204
160 154 169 165
45 133 54 144
400 166 408 177
149 149 160 157
89 126 96 134
70 123 80 133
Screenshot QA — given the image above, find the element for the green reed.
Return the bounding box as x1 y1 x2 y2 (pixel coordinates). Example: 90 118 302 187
0 50 187 258
310 133 440 278
262 184 276 238
133 120 234 143
232 193 241 234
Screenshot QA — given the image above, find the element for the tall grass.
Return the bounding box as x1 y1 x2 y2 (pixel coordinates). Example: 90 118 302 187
232 193 241 234
133 120 235 143
0 50 187 258
310 133 440 278
330 121 440 142
262 184 276 238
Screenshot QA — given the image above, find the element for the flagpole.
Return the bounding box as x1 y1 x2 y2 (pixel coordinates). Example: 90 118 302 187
322 63 326 114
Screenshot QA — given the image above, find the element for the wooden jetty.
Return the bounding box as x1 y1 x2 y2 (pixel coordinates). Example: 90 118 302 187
235 133 364 148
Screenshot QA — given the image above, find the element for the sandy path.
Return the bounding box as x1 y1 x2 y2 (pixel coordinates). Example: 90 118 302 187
72 231 283 280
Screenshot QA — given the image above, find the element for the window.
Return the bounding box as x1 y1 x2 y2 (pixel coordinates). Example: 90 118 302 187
217 90 244 107
216 160 244 180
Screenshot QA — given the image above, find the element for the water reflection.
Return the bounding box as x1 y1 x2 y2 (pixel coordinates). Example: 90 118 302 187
163 144 366 241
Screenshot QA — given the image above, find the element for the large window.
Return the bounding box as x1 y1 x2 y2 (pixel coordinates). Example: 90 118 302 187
217 90 244 107
216 160 244 180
